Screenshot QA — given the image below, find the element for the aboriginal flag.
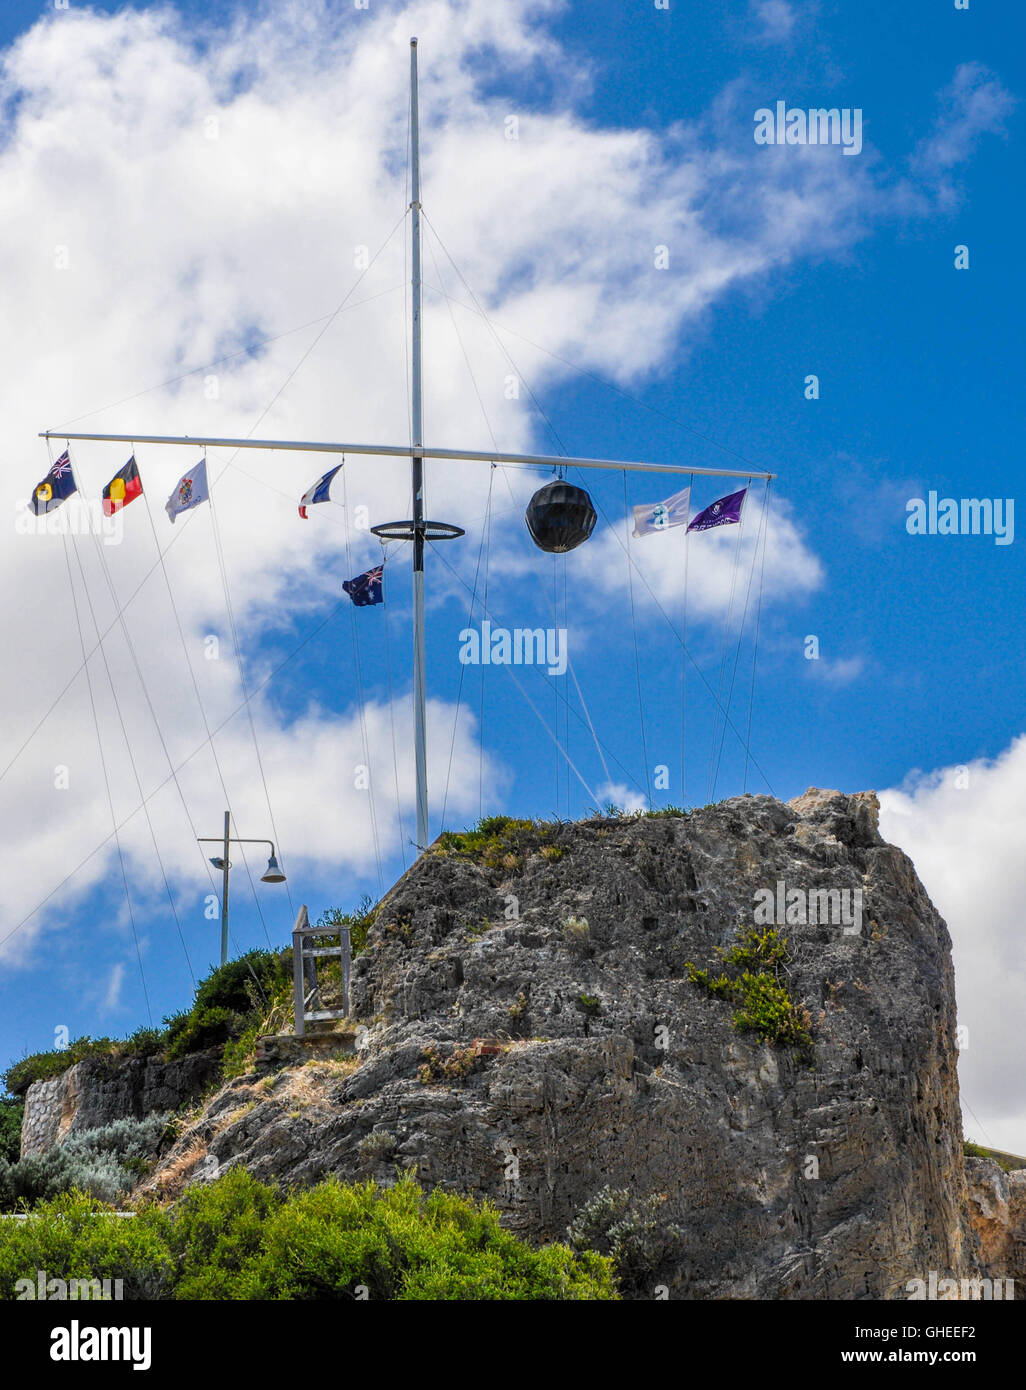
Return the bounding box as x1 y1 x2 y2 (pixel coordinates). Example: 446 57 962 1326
102 456 143 517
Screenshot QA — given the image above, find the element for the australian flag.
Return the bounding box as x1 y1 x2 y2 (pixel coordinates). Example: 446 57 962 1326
31 450 78 515
343 564 384 607
687 487 747 533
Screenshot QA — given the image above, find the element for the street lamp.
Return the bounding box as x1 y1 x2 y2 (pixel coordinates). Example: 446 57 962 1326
198 811 287 965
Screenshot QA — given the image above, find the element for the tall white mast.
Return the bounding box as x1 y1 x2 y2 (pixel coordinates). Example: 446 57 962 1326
409 37 428 850
39 39 775 861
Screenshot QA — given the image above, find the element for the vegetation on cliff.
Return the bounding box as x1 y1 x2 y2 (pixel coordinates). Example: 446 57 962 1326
3 897 377 1099
0 1113 170 1211
685 926 815 1052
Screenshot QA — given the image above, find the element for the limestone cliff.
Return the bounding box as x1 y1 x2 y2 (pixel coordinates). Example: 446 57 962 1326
136 789 982 1299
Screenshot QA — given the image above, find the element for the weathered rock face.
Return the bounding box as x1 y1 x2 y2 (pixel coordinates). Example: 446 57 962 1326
20 1052 221 1157
148 790 980 1298
965 1157 1026 1292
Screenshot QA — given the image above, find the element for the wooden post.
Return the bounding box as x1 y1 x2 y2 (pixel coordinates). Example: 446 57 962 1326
292 904 310 1038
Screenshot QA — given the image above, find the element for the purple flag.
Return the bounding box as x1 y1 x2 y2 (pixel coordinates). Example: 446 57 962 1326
687 487 747 533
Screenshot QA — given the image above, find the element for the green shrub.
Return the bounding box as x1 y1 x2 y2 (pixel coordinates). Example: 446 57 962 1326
435 816 538 870
230 1172 616 1300
0 1169 616 1300
163 1166 281 1299
120 1027 165 1059
685 927 814 1053
3 1037 119 1096
0 1114 171 1211
165 1006 239 1060
0 1189 175 1300
567 1185 676 1296
3 950 295 1095
317 896 376 957
0 1099 23 1165
190 949 291 1019
417 1044 479 1084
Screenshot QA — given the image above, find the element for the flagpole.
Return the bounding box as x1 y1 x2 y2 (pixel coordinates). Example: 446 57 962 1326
220 810 230 966
410 37 429 850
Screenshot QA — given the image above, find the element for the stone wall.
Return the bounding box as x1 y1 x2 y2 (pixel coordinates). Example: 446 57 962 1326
20 1051 222 1158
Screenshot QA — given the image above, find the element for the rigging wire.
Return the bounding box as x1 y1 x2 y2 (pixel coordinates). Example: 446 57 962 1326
420 212 569 459
706 478 752 802
5 217 410 799
340 463 386 896
136 458 277 949
60 526 152 1024
47 291 406 434
592 484 775 794
0 594 350 955
422 218 508 826
419 275 780 478
712 482 768 800
82 522 198 985
439 466 494 831
552 556 560 813
681 474 693 806
489 463 617 813
566 652 612 792
429 543 601 808
415 217 773 792
207 494 290 944
744 480 771 794
479 476 493 821
430 528 645 803
380 537 408 871
624 471 652 808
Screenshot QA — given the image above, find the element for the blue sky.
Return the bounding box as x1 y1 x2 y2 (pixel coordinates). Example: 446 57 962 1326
1 0 1023 1146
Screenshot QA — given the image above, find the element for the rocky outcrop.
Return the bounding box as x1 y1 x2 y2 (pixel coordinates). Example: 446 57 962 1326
147 789 981 1299
20 1051 221 1157
965 1156 1026 1292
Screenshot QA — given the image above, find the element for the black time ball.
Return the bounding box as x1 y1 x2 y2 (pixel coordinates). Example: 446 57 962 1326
525 480 598 553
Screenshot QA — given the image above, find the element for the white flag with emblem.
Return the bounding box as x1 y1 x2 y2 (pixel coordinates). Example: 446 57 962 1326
165 458 210 524
632 484 691 537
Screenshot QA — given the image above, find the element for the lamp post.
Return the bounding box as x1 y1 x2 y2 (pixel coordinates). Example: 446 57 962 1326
198 811 287 965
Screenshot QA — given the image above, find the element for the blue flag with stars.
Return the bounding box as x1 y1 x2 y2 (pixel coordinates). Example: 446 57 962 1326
343 564 384 607
31 451 78 515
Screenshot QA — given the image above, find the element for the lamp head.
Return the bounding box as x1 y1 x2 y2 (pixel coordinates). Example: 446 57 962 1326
261 852 286 884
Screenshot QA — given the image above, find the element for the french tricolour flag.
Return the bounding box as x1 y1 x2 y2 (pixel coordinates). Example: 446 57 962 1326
299 463 342 518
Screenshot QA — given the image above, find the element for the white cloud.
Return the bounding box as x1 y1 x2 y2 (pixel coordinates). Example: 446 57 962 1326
586 489 822 620
914 62 1016 175
102 962 126 1013
880 736 1026 1155
806 654 864 686
595 781 648 814
0 3 1007 977
749 0 798 44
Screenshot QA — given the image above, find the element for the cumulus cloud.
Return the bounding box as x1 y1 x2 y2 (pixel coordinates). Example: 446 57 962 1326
748 0 798 44
0 1 1008 981
587 489 821 620
880 736 1026 1154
